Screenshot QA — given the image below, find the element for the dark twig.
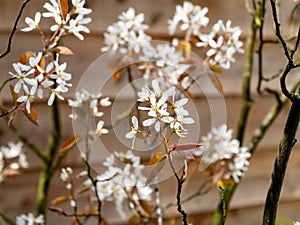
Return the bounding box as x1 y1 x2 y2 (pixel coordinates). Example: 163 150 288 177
167 156 189 225
0 0 32 59
257 0 266 94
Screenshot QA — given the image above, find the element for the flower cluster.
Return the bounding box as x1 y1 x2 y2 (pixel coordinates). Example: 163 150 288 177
194 124 251 183
138 43 190 86
126 79 194 145
91 150 152 217
10 54 71 113
196 20 244 69
9 0 92 114
168 1 209 36
68 89 111 136
101 7 151 55
22 0 92 41
16 213 44 225
0 142 28 183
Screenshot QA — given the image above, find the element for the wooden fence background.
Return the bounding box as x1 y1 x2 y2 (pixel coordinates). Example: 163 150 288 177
1 0 300 224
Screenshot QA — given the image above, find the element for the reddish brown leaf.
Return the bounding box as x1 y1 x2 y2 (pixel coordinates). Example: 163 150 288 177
184 89 195 99
51 196 69 206
102 219 109 225
170 143 202 152
208 72 224 95
59 135 82 152
149 152 166 166
59 0 69 21
18 51 34 64
23 107 40 126
53 46 74 55
112 68 123 82
10 85 18 102
139 200 152 216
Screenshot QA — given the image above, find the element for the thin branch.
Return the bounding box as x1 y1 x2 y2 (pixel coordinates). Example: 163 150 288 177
49 207 99 218
0 209 15 225
167 156 188 225
164 180 211 210
262 100 300 225
0 105 18 118
290 26 300 59
36 98 61 219
0 78 15 93
0 0 32 59
85 160 103 225
269 0 293 64
9 124 48 162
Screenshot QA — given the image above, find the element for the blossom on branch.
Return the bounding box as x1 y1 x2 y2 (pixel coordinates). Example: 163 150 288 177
168 1 209 35
21 12 41 32
194 124 251 183
16 213 44 225
196 20 244 70
0 142 28 183
101 7 151 55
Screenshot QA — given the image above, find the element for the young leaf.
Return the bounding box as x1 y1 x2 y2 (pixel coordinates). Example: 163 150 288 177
170 143 202 152
208 72 224 95
59 0 69 21
51 196 69 206
112 68 124 82
59 135 82 152
139 199 152 216
146 152 167 185
209 64 223 74
52 46 74 55
149 152 166 165
22 107 40 126
18 51 34 64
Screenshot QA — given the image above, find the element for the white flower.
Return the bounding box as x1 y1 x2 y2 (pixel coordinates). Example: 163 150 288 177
96 121 109 136
125 116 140 149
48 84 68 106
99 97 111 107
168 1 209 35
196 19 244 70
1 142 23 159
101 7 151 56
9 63 36 93
29 52 43 68
294 222 300 225
50 60 72 86
16 213 44 225
65 16 90 40
125 116 139 139
43 0 62 25
21 12 41 32
17 85 37 113
138 43 190 84
71 0 92 15
95 150 152 217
